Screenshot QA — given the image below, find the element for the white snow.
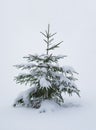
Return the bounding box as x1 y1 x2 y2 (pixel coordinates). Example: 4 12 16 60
62 65 78 74
0 0 96 130
40 77 51 89
39 100 61 113
14 86 37 107
59 84 64 91
40 68 47 73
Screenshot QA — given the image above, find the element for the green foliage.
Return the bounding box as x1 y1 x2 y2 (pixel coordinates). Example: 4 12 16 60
40 24 63 54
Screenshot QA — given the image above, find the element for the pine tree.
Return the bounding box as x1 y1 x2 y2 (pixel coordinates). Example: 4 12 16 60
13 24 80 108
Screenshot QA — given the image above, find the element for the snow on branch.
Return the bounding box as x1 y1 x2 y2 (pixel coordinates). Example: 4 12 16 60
39 77 51 89
62 66 78 74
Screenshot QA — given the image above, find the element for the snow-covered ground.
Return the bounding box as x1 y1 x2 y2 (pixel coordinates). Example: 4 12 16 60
0 0 96 129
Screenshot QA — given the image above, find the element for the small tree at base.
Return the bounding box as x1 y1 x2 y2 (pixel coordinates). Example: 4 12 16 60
13 24 80 108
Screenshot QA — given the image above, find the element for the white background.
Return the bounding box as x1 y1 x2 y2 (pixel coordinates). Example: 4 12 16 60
0 0 96 130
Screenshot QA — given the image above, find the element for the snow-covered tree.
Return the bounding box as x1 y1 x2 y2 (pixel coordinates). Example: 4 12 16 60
13 24 80 108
